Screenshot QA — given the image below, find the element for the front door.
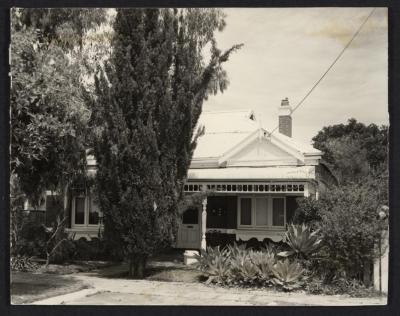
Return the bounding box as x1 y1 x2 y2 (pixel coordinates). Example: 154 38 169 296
177 206 200 249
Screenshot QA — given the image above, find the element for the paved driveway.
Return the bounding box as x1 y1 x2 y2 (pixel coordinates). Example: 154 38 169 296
31 274 387 306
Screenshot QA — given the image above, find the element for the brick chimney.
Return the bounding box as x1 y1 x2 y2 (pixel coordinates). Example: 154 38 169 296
278 97 292 137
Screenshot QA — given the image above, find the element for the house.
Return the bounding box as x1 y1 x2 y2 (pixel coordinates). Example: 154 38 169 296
31 98 335 248
176 98 336 250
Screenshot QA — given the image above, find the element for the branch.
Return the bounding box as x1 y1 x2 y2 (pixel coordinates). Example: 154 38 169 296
218 43 243 63
46 216 67 248
49 238 68 256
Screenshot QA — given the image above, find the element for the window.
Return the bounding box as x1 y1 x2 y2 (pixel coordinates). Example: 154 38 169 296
238 196 286 228
88 196 100 225
74 197 85 225
240 198 252 225
255 198 268 226
72 194 101 227
272 198 285 226
182 207 198 224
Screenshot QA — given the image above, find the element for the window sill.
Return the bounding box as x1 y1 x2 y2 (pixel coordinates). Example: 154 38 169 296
68 225 101 232
237 226 286 231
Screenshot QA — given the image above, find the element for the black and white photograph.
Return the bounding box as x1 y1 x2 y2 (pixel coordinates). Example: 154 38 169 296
9 7 389 306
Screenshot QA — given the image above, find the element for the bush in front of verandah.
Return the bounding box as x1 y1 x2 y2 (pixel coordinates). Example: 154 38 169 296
194 243 306 291
293 181 387 286
195 223 326 291
72 237 115 261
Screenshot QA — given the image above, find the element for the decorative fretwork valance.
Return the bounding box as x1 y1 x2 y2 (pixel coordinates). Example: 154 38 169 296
183 182 306 194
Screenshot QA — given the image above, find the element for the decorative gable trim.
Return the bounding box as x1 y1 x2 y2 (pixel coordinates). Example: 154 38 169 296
269 133 305 162
217 128 321 167
226 158 300 167
217 129 261 167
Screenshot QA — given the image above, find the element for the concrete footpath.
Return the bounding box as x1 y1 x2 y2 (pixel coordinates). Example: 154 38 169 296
31 274 387 306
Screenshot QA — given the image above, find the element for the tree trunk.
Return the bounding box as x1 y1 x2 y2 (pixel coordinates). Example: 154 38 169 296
128 258 134 278
128 255 147 279
62 184 71 229
136 257 146 279
363 260 372 287
45 252 51 267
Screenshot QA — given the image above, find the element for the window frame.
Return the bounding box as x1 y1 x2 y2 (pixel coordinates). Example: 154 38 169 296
238 197 253 227
237 195 286 229
271 196 286 228
71 194 102 228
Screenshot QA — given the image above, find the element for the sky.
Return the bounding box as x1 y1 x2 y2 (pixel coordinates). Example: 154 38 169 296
203 8 388 144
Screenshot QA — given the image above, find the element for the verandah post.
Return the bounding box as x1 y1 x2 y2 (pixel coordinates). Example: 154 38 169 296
201 197 207 251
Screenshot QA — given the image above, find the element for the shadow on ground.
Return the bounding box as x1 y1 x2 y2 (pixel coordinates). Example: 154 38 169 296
11 272 89 304
85 248 205 283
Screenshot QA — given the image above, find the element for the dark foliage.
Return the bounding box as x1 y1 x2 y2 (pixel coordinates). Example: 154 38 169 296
312 118 388 184
15 220 48 258
92 8 241 278
73 237 116 261
293 178 387 282
206 232 236 248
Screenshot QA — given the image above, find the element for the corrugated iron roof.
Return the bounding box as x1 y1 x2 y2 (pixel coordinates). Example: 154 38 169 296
193 110 320 159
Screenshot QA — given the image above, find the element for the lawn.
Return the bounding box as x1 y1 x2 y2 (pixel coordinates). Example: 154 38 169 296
11 271 89 304
11 260 114 304
10 250 202 304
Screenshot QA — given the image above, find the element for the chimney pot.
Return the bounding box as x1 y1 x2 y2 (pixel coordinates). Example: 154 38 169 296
281 97 289 106
278 98 292 137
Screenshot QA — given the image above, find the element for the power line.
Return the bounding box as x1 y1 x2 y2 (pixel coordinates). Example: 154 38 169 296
268 7 376 136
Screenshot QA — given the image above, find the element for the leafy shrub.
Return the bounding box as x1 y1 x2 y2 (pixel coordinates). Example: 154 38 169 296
292 196 322 225
240 237 262 250
16 220 48 258
11 255 38 272
73 237 109 261
206 232 236 248
305 276 379 297
305 277 324 295
50 238 76 264
294 181 387 283
279 224 322 259
271 259 304 291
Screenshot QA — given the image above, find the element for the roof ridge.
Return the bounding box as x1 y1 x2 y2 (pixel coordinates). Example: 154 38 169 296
204 131 252 134
201 109 253 114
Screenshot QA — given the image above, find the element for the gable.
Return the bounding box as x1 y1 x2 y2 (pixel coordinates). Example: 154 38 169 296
225 137 300 167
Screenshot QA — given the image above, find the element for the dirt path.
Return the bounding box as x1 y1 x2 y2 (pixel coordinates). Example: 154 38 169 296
31 274 387 306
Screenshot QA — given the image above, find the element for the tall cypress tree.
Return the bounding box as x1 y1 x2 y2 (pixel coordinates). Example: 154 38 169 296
93 8 241 278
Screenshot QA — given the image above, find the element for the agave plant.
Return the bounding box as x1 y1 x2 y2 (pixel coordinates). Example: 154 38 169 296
229 250 259 285
194 246 231 284
226 242 247 258
279 224 322 259
249 250 275 284
271 259 304 291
